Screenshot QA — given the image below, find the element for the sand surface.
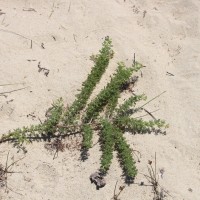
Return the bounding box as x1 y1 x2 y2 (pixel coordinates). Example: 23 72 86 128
0 0 200 199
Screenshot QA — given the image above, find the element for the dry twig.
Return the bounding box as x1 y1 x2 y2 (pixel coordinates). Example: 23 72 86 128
111 181 125 200
23 8 36 12
0 28 42 48
0 87 28 96
140 153 170 200
68 1 71 12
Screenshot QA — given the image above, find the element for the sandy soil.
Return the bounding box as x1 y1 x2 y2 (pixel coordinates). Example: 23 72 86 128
0 0 200 199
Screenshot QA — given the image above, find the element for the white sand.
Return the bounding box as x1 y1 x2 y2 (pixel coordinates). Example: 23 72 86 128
0 0 200 199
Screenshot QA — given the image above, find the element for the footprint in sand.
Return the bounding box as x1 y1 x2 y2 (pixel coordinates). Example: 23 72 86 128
0 103 15 119
34 163 59 190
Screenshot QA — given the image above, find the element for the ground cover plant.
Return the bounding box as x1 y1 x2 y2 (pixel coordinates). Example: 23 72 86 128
0 37 168 188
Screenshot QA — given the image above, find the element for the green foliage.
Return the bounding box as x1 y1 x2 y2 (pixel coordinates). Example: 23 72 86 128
1 98 63 144
63 37 113 124
114 128 137 178
105 62 144 117
82 124 93 149
115 117 167 134
43 98 64 133
132 61 144 72
100 119 115 173
105 90 120 117
2 125 38 144
0 38 168 185
100 120 137 178
116 94 147 117
83 62 133 123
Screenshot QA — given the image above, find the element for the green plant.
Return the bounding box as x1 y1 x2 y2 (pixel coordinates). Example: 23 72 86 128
115 117 167 134
114 127 137 178
0 37 168 186
82 124 93 149
100 119 115 173
63 36 113 125
1 98 63 144
115 94 147 117
83 62 134 123
99 119 137 178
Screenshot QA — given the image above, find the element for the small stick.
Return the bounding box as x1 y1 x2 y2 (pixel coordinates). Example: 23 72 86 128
38 117 43 124
49 2 55 18
5 185 23 196
0 94 7 98
135 109 159 119
112 181 125 200
166 71 174 76
113 181 118 198
138 91 166 110
0 28 42 48
143 10 147 18
127 93 163 117
92 141 99 148
140 70 143 77
41 43 45 49
23 8 36 12
143 108 157 120
0 28 31 41
68 1 71 12
133 53 136 66
155 152 157 183
0 11 5 15
6 156 25 170
73 34 77 42
0 87 29 95
53 149 58 160
0 83 24 87
132 149 142 162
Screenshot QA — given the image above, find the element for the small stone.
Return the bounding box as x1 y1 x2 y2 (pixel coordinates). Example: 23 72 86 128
140 181 144 186
188 188 193 192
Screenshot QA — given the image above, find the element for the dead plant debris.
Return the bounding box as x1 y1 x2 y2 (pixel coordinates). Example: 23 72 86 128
0 152 24 195
90 171 106 189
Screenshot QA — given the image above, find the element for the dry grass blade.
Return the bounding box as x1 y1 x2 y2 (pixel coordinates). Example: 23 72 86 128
0 151 25 195
141 153 171 200
111 181 126 200
138 91 166 111
134 109 159 119
0 28 42 48
131 149 142 162
0 83 24 87
0 87 28 95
